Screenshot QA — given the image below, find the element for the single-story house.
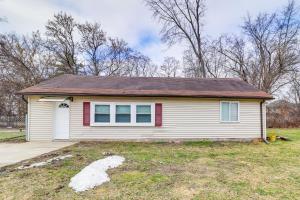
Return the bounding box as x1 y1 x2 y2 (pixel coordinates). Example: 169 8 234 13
18 74 273 141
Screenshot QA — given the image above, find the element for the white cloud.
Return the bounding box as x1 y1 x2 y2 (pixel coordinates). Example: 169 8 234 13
0 0 292 65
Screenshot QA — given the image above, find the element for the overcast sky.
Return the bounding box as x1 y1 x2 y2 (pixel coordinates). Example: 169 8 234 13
0 0 292 65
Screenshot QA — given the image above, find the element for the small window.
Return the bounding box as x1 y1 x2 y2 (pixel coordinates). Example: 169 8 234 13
221 102 239 122
116 105 131 123
136 105 151 123
59 103 69 108
95 105 110 123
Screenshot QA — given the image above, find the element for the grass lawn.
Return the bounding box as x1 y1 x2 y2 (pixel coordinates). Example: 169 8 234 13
0 129 299 200
0 129 25 142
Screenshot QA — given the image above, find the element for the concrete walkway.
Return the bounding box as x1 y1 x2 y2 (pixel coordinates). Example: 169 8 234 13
0 142 75 168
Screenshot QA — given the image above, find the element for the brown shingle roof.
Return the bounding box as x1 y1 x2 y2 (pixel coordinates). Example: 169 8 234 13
17 74 273 99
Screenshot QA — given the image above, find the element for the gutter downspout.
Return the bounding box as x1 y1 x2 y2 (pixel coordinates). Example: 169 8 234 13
21 95 29 141
260 100 269 144
22 95 28 104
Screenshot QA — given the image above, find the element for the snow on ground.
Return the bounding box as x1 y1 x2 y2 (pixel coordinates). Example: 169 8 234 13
69 155 125 192
17 154 73 169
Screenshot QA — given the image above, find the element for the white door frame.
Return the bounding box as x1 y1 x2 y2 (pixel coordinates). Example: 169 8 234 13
54 100 70 140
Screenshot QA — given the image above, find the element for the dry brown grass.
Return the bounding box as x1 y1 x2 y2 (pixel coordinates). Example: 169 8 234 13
0 128 299 200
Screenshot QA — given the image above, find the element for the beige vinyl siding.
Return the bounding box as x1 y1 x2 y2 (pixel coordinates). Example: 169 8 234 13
263 102 267 139
28 96 54 141
69 96 263 140
27 95 266 141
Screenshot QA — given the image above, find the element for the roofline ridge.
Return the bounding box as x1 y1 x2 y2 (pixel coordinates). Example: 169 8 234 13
67 74 242 81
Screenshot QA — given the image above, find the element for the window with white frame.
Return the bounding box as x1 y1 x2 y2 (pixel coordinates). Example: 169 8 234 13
116 105 131 123
91 102 155 126
95 105 110 123
136 105 151 123
220 101 239 122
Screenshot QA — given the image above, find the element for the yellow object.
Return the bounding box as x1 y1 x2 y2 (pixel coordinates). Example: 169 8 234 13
269 134 276 142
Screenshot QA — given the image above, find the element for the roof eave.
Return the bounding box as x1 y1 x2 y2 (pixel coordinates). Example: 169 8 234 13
17 91 274 100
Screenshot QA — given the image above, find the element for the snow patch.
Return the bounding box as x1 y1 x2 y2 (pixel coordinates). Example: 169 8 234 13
69 155 125 192
17 154 73 169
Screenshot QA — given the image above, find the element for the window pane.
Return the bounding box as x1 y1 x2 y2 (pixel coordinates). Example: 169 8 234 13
95 105 110 123
137 105 151 114
221 102 230 121
116 105 131 114
95 105 110 114
230 103 238 121
95 114 110 122
116 114 131 123
137 114 151 123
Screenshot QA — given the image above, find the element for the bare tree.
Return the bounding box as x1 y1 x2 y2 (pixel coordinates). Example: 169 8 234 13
0 32 55 116
267 99 300 128
288 72 300 104
103 38 132 76
45 13 80 74
144 63 159 77
78 22 107 76
290 72 300 121
145 0 208 77
218 1 300 93
0 32 54 86
184 42 228 78
217 36 251 81
126 52 155 77
160 56 180 77
205 42 229 78
0 12 155 119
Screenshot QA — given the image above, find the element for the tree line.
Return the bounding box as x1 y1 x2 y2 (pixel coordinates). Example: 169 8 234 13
146 0 300 93
0 13 159 117
146 0 300 127
0 0 299 126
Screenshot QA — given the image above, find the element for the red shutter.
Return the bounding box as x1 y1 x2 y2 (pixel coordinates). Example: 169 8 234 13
83 102 90 126
155 103 162 127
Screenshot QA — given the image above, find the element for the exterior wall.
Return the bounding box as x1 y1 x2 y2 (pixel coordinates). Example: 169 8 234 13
28 95 266 141
263 102 267 139
71 96 264 140
28 96 54 141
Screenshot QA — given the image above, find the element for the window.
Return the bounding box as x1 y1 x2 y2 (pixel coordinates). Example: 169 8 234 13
91 102 155 126
116 105 131 123
58 103 69 108
136 105 151 123
221 101 239 122
95 105 110 123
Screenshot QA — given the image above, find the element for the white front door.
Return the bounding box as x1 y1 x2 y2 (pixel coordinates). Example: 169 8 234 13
55 101 70 140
